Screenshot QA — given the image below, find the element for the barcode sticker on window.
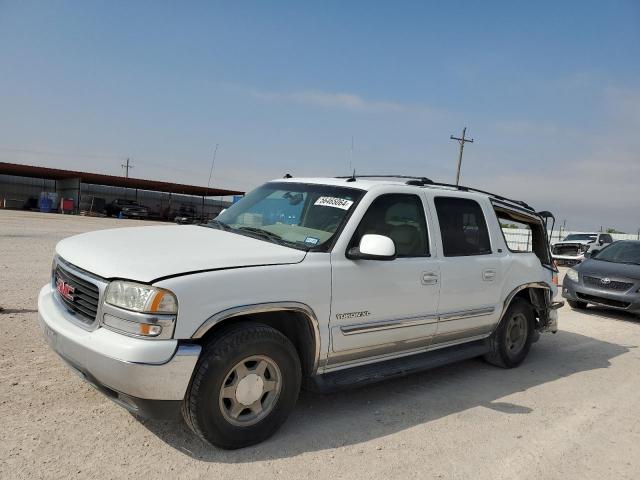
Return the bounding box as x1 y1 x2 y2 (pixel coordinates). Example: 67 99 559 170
314 197 354 210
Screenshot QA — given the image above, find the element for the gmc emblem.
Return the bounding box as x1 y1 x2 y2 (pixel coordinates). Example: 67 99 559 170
56 277 75 301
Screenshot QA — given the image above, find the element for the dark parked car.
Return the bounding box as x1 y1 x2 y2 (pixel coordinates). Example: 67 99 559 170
562 240 640 316
106 199 149 219
174 205 201 224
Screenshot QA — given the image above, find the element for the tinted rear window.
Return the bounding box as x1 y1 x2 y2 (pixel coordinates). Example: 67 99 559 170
435 197 491 257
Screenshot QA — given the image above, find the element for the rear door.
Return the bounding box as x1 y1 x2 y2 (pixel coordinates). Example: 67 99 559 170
430 196 504 344
328 191 440 367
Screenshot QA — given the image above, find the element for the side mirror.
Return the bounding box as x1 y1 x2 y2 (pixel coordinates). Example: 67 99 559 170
347 234 396 261
599 239 605 245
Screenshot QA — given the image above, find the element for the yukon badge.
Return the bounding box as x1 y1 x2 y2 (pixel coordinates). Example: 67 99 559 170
336 311 370 320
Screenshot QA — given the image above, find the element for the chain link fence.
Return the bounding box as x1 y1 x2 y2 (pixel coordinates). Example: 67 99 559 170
501 228 640 251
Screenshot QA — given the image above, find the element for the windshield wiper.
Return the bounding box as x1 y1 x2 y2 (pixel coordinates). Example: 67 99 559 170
234 226 310 250
201 219 231 231
235 226 285 242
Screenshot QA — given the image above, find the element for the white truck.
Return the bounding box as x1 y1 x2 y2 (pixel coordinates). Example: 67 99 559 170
551 232 614 266
38 175 561 449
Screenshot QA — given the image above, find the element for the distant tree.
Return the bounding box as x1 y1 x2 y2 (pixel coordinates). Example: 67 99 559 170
606 227 625 234
500 223 519 229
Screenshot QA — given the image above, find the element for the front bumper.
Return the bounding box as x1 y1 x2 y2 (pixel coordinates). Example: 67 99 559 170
37 285 201 417
562 277 640 313
552 254 584 266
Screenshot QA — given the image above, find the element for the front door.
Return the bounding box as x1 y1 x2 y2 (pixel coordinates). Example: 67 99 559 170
328 192 440 367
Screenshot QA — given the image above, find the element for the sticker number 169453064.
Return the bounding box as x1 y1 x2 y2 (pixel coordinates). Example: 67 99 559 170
314 196 354 210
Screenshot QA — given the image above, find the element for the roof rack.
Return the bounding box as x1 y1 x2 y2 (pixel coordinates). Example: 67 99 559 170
335 174 434 185
334 174 535 213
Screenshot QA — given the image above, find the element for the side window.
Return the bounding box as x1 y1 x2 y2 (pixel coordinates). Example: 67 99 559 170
495 212 534 253
601 234 613 244
434 197 491 256
350 194 429 257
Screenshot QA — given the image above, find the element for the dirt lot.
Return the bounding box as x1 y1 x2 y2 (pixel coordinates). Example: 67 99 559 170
1 209 639 479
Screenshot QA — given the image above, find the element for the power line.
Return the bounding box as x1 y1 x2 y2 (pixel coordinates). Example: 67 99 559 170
450 127 474 186
0 146 122 160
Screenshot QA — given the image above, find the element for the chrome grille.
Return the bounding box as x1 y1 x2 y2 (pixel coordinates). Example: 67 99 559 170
583 276 634 292
54 262 100 323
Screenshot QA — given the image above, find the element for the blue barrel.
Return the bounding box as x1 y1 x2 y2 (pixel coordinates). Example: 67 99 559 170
40 197 52 213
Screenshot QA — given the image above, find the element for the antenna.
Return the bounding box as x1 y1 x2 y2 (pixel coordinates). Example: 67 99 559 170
207 144 219 189
349 136 354 173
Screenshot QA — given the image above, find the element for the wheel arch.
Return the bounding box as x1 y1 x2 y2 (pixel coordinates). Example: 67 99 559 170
498 282 552 329
191 302 321 377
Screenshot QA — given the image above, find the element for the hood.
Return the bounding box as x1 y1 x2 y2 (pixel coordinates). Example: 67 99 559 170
56 225 307 283
554 240 593 246
578 258 640 281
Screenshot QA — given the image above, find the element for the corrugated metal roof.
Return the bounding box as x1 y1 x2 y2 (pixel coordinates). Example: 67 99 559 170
0 162 243 196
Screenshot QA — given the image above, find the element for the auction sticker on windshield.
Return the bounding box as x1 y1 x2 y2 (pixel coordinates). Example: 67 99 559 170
314 196 354 210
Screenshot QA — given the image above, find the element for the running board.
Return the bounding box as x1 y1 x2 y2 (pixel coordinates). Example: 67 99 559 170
306 340 491 393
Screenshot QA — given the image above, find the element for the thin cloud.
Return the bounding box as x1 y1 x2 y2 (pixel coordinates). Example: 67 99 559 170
250 88 413 113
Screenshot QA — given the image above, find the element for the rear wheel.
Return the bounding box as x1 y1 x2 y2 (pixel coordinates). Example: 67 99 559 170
183 323 301 449
484 298 535 368
567 299 588 310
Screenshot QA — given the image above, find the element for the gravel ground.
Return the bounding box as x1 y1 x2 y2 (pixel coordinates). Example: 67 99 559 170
1 209 639 479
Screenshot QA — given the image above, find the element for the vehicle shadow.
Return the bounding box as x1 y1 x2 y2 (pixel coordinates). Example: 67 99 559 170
572 305 640 324
138 330 629 462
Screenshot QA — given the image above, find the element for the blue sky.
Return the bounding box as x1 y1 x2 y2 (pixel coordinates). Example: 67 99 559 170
1 1 639 231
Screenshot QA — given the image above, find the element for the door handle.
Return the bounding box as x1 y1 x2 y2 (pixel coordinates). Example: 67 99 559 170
421 272 439 285
482 269 496 281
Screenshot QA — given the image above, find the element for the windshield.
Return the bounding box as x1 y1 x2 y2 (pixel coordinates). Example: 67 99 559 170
211 182 364 250
564 233 597 241
593 241 640 265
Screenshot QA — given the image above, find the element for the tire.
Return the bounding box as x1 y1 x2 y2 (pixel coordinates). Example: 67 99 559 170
484 298 535 368
567 300 588 310
183 322 301 449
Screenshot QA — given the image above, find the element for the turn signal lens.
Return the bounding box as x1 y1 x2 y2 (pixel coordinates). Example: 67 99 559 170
102 314 163 337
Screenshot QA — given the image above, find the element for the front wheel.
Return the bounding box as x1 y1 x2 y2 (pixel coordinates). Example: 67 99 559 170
182 323 301 449
484 298 535 368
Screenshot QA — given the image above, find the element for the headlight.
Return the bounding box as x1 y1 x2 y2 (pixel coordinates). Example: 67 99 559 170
566 268 579 282
580 244 590 253
105 281 178 314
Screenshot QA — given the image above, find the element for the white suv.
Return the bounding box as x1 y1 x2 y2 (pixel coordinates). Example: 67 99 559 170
38 175 561 449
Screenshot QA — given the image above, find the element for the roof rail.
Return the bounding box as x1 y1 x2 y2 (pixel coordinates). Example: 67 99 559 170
426 181 536 213
335 174 434 185
334 174 535 213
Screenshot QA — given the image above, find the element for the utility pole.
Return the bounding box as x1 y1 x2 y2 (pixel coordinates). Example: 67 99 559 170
450 127 474 186
121 158 133 178
207 144 219 189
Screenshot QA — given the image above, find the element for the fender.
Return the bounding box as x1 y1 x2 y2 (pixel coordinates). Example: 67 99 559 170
191 302 322 374
495 282 553 332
